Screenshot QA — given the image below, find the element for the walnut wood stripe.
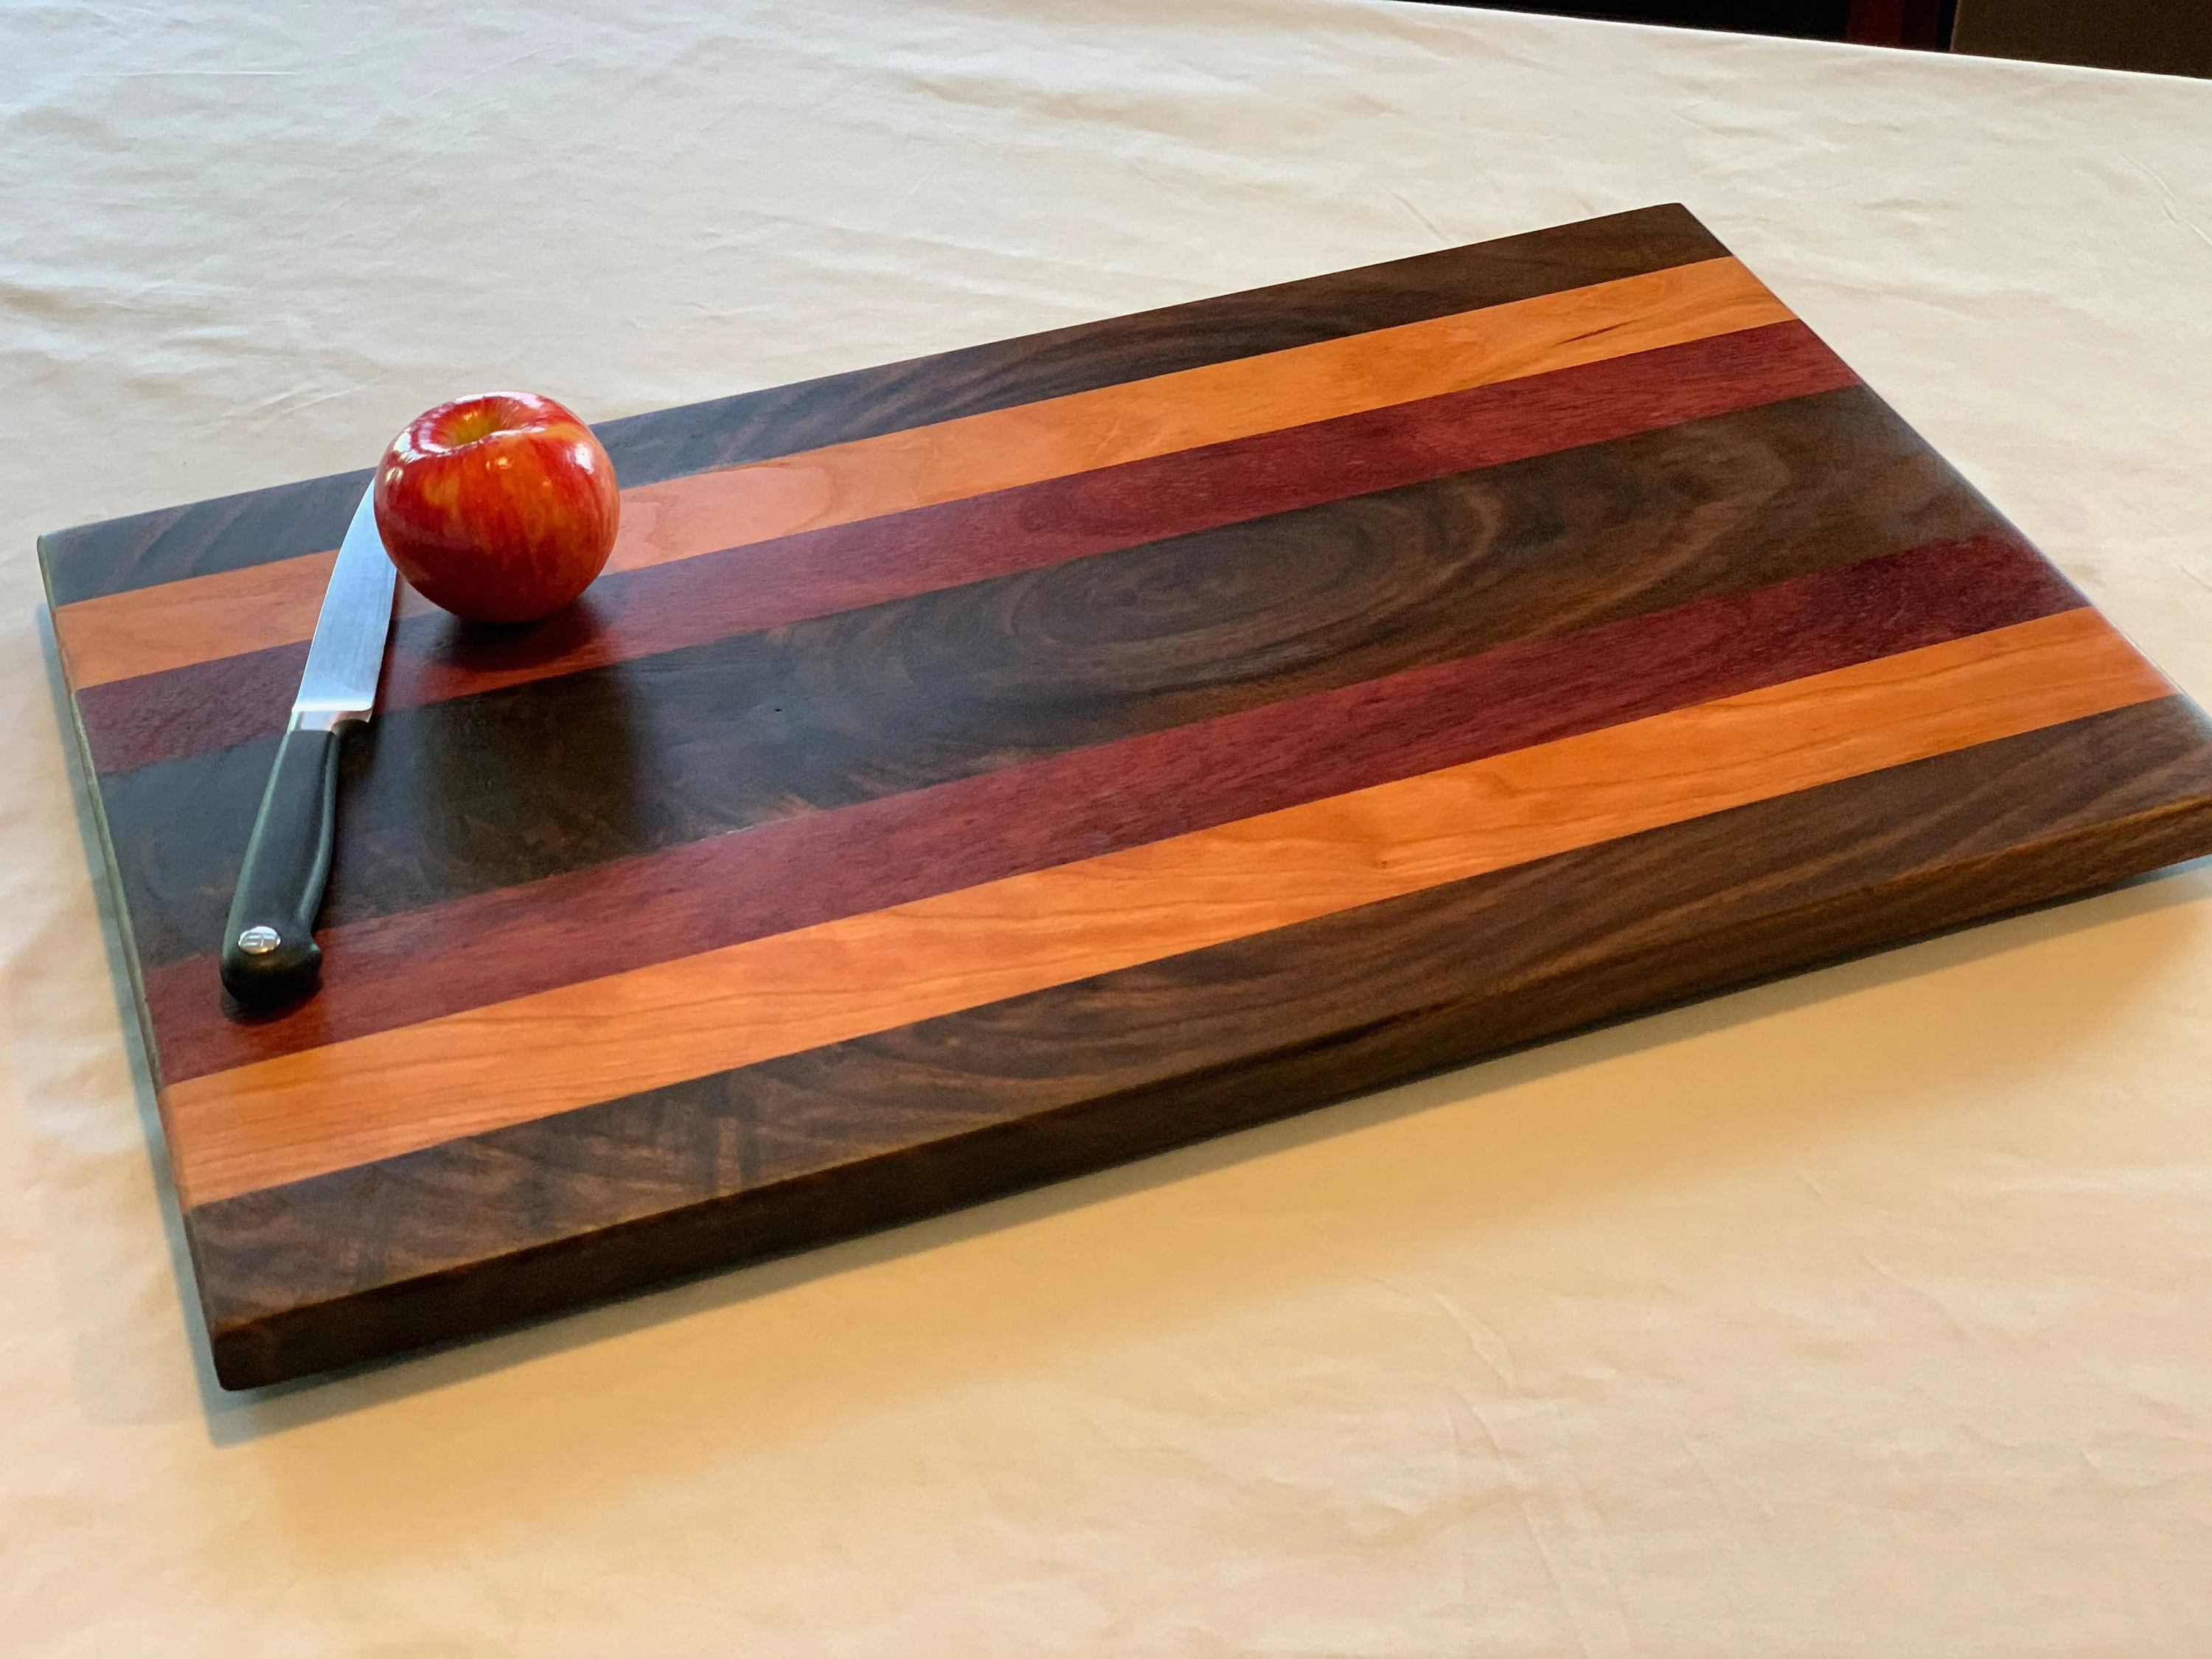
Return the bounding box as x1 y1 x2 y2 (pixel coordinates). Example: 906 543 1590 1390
77 320 1858 775
39 204 1725 608
162 609 2163 1206
143 532 2079 1082
182 695 2212 1385
54 257 1787 690
101 386 2014 973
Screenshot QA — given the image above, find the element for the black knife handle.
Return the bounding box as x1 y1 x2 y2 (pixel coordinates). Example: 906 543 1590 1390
218 721 347 1007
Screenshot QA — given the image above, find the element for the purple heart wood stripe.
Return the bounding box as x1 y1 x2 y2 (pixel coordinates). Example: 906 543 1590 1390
39 204 2212 1389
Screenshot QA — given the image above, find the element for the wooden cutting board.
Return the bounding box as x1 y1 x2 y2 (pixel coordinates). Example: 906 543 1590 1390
42 204 2212 1389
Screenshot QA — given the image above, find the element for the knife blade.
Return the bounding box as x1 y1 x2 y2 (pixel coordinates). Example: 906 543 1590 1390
218 482 398 1006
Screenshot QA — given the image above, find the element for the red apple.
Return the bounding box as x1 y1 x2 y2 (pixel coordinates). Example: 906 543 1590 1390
372 392 620 624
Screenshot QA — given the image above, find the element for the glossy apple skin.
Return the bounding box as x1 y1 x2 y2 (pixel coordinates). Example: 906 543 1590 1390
372 392 620 624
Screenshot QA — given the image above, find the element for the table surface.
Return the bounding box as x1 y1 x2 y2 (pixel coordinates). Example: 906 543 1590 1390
6 2 2212 1652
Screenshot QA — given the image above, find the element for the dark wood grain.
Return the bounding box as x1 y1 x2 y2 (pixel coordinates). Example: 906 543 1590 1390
184 698 2212 1388
38 204 1724 607
99 385 2012 972
144 531 2078 1080
77 320 1855 773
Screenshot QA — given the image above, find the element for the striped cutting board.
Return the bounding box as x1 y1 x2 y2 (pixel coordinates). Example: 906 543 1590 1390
42 205 2212 1389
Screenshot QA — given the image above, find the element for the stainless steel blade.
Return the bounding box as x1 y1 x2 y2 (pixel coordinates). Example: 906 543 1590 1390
292 484 399 731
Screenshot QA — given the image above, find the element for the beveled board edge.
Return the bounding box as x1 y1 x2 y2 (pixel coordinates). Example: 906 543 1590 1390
34 562 168 1099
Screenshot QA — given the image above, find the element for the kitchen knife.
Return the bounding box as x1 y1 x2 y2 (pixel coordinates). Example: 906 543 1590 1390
218 483 398 1007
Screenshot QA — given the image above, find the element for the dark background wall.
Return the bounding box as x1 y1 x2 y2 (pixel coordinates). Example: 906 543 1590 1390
1429 1 2212 76
1442 1 1953 45
1952 0 2212 77
1471 1 1855 36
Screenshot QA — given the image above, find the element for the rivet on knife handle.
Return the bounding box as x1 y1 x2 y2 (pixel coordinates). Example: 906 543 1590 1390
218 482 397 1009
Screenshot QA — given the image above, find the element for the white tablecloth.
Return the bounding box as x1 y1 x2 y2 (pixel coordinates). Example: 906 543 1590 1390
5 2 2211 1651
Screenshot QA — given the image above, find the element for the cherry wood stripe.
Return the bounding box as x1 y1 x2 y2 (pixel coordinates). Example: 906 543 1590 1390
54 257 1788 690
77 321 1859 775
182 696 2212 1382
143 532 2079 1082
162 608 2164 1206
97 386 2019 974
42 205 1725 608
